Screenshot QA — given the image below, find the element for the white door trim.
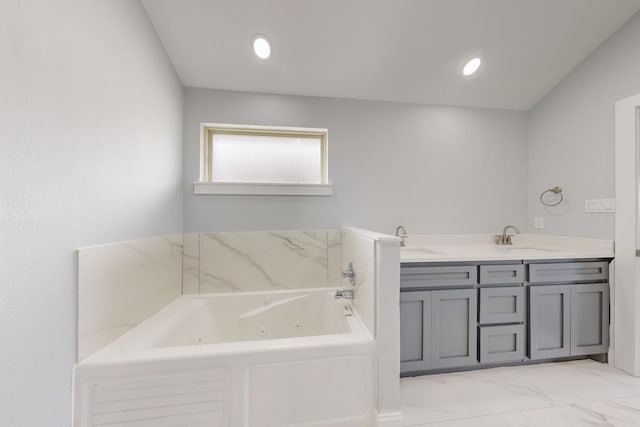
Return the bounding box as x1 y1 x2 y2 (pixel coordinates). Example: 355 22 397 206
614 92 640 376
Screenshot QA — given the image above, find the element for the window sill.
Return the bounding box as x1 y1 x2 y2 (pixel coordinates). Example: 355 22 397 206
193 182 333 196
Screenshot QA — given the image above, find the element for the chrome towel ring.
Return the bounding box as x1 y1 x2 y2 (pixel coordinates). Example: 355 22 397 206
540 186 563 206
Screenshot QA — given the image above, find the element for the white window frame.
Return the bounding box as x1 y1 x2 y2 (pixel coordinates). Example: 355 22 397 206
194 123 332 196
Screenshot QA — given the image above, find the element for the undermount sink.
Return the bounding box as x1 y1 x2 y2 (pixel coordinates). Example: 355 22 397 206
501 246 554 251
401 246 442 255
498 246 556 254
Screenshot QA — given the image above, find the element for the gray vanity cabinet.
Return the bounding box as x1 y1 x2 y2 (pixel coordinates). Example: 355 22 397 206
400 287 477 373
401 258 611 376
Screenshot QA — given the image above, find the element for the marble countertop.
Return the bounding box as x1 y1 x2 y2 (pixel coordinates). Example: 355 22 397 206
400 233 614 263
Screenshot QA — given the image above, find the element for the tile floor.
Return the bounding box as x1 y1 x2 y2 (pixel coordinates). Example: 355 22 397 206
401 360 640 426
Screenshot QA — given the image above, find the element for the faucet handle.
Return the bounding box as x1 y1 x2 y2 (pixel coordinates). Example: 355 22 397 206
341 262 357 286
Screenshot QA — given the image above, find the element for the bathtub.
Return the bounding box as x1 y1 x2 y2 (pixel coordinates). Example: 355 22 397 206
73 288 376 427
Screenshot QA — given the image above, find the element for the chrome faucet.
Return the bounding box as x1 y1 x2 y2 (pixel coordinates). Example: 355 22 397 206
395 225 408 247
336 262 356 300
341 262 356 286
496 225 520 245
335 289 354 300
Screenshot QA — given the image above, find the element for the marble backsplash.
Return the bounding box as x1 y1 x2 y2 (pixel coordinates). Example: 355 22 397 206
184 230 341 294
77 234 183 360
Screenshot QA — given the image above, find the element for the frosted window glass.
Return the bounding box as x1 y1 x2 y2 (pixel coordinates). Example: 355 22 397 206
211 133 322 184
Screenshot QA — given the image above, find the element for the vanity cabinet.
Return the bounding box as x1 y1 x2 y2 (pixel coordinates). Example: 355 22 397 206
401 258 611 376
400 266 478 374
528 262 609 360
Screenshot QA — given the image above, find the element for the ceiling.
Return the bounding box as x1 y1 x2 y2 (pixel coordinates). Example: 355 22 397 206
141 0 640 110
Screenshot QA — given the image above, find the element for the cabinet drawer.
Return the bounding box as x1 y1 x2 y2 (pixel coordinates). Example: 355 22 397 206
479 324 525 364
480 264 524 285
479 286 525 324
401 265 477 290
528 262 608 283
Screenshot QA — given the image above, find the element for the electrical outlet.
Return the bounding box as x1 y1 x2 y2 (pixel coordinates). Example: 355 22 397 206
534 217 544 229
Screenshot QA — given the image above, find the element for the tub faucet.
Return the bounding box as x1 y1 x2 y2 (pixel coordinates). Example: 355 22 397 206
335 289 354 300
342 262 357 286
395 225 408 247
496 225 520 245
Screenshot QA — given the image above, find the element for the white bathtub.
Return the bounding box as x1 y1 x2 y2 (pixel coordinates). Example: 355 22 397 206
73 288 376 427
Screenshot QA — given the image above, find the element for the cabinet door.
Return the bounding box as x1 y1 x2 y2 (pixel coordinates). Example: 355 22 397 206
400 291 432 373
529 285 571 359
571 283 609 356
431 289 478 369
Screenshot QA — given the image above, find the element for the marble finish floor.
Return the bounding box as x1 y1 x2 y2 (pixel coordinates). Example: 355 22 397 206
401 360 640 426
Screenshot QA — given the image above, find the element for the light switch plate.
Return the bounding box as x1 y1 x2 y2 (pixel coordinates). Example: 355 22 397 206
585 198 615 213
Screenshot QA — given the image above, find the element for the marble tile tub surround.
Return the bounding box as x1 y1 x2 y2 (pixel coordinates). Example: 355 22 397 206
341 228 376 335
77 235 183 361
185 229 342 293
401 359 640 427
181 232 200 295
79 230 342 360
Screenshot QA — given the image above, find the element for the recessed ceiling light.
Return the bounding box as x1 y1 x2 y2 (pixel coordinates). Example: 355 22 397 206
252 35 271 59
463 57 481 76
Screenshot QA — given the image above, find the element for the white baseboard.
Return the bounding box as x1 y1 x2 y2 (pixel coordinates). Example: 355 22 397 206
377 411 403 427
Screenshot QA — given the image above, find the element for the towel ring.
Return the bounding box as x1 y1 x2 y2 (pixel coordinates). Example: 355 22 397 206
540 187 563 207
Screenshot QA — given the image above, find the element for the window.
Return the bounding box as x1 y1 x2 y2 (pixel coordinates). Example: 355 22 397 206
194 124 331 195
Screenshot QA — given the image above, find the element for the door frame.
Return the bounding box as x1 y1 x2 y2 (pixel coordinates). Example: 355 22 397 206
614 92 640 376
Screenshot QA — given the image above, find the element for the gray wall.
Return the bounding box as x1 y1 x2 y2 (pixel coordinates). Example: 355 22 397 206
528 11 640 239
0 1 183 425
184 88 528 235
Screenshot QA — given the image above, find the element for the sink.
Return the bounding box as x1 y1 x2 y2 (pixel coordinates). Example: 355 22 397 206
497 246 556 255
401 246 442 255
501 246 555 252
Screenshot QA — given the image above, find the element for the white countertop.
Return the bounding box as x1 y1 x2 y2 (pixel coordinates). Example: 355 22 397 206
400 234 614 263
